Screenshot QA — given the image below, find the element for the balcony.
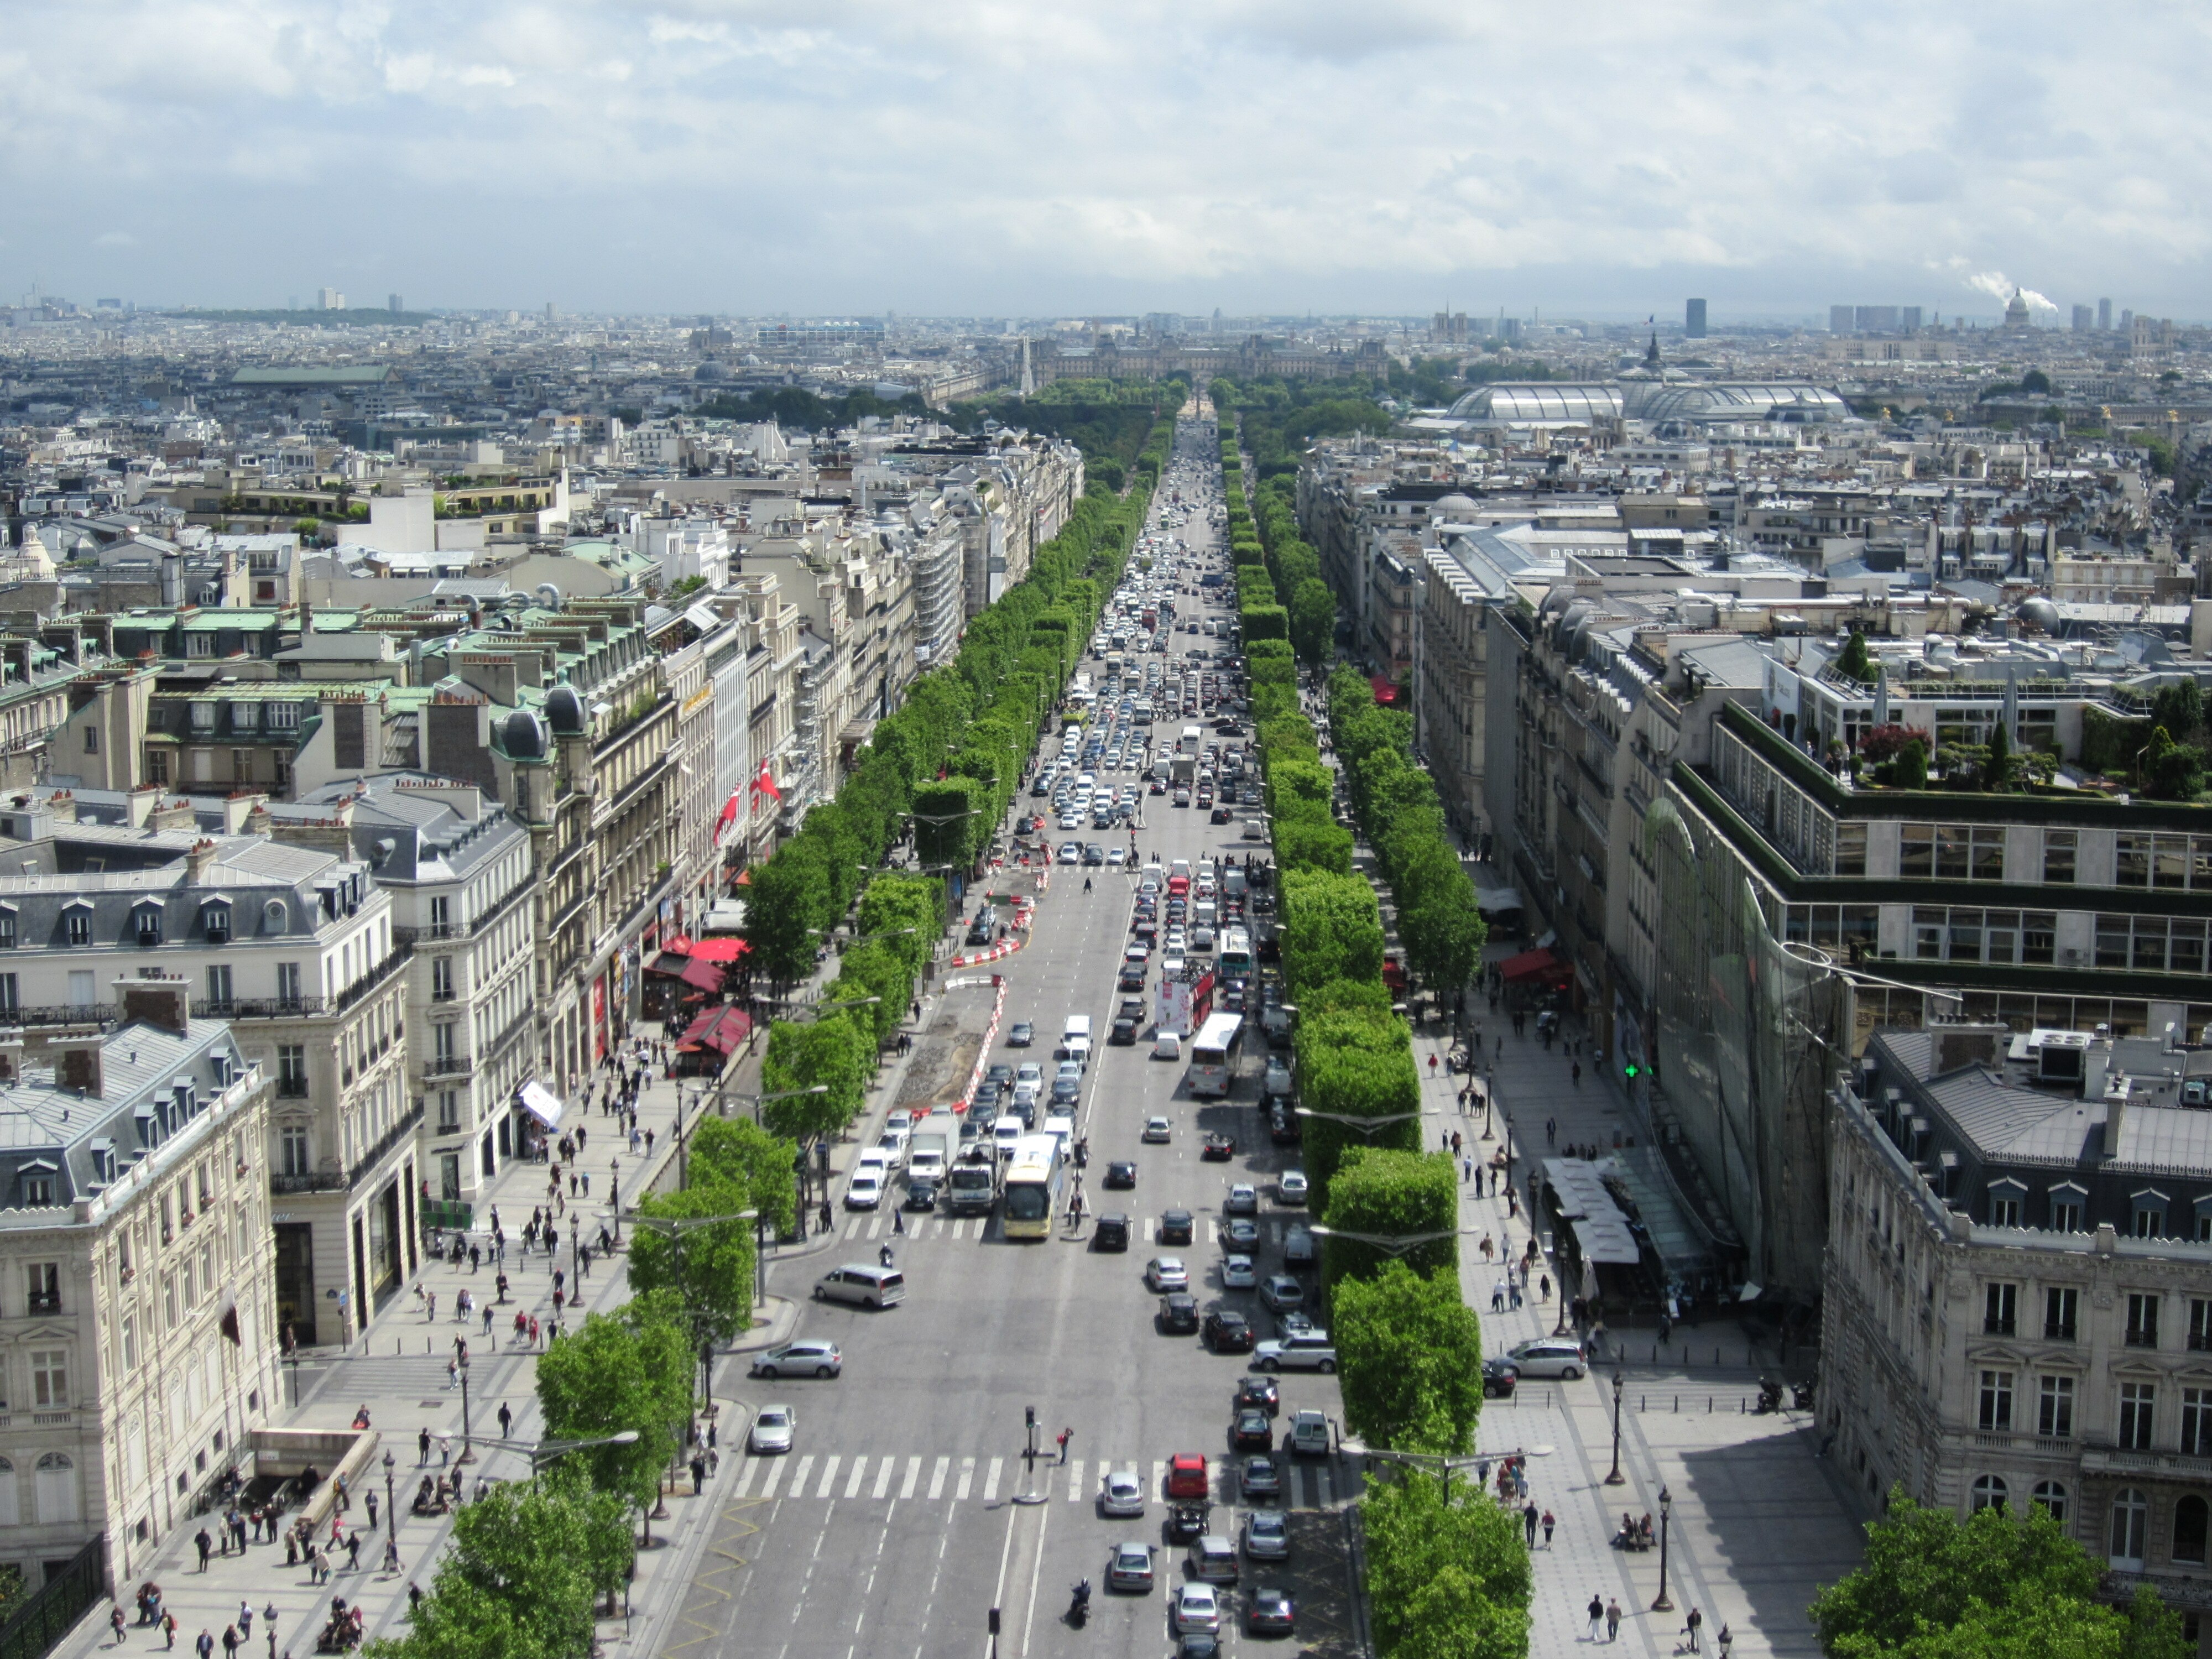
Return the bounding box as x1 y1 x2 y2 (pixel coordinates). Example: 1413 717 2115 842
276 1076 311 1098
335 945 413 1016
196 996 328 1020
267 1104 423 1197
0 1004 118 1030
420 1055 471 1079
2079 1442 2212 1481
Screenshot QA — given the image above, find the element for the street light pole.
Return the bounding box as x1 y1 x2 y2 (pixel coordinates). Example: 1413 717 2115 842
381 1450 395 1536
458 1357 475 1464
1651 1483 1674 1611
1605 1369 1626 1485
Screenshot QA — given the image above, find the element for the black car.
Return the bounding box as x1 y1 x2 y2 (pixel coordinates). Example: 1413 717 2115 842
1118 964 1147 992
1159 1209 1195 1245
1160 1292 1201 1334
1482 1358 1520 1399
1102 1159 1138 1190
1205 1310 1255 1353
1268 1104 1300 1145
1201 1131 1235 1161
904 1177 938 1212
1235 1374 1281 1415
985 1063 1015 1088
1110 1016 1140 1045
1210 806 1234 824
1232 1407 1274 1450
1093 1213 1130 1252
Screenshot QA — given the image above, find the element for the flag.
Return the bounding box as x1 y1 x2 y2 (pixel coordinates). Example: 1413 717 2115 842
712 786 744 848
750 759 782 803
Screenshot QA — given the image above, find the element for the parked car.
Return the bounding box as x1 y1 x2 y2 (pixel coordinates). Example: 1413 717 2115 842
1482 1358 1520 1398
1507 1337 1589 1379
747 1405 796 1454
748 1340 841 1380
1244 1510 1290 1560
1204 1310 1255 1352
1239 1455 1281 1503
1245 1587 1296 1636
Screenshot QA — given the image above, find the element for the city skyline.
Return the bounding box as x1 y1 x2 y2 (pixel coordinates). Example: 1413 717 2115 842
7 0 2206 318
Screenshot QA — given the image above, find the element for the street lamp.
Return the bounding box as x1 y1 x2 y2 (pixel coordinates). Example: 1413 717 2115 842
724 1083 828 1125
1293 1107 1424 1135
457 1355 476 1464
1605 1369 1626 1485
381 1450 395 1535
1651 1483 1674 1612
1304 1222 1473 1259
472 1428 642 1480
1337 1436 1483 1500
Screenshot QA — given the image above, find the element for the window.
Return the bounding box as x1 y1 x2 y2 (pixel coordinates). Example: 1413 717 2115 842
33 1452 76 1525
66 911 91 947
269 701 300 732
2184 1388 2212 1456
432 957 455 1000
1901 823 1934 879
2135 1202 2168 1239
22 1169 54 1206
1969 1474 2008 1513
82 725 98 754
145 749 169 785
276 962 302 1004
2030 1481 2068 1525
2021 912 2056 965
30 1348 67 1407
2049 1192 2084 1234
2043 830 2077 884
0 912 14 951
204 905 230 945
25 1261 59 1314
231 749 251 783
2194 1300 2212 1353
1978 1370 2015 1432
1834 822 1867 877
121 1310 137 1370
2037 1375 2075 1439
2120 1381 2157 1449
0 973 16 1017
430 896 452 933
278 1045 307 1096
2177 1496 2211 1566
206 964 232 1008
2117 833 2151 889
279 1124 310 1176
2046 1286 2079 1340
2128 1293 2162 1348
1984 1282 2018 1335
1988 1191 2022 1228
134 905 161 947
2111 1488 2150 1567
433 1024 457 1066
436 1089 460 1133
1934 825 2005 881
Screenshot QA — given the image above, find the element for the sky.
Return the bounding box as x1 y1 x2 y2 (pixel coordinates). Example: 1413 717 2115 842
7 0 2209 322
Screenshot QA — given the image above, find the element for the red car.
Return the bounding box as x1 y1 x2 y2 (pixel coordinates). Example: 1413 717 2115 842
1166 1453 1209 1500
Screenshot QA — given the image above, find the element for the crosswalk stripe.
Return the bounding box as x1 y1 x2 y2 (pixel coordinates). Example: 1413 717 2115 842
1142 1218 1156 1241
789 1454 815 1497
1151 1459 1166 1502
1317 1468 1334 1507
844 1457 867 1498
734 1458 761 1498
928 1455 950 1500
816 1455 840 1499
759 1457 786 1499
1066 1459 1085 1501
867 1216 884 1239
956 1456 975 1501
984 1457 1003 1501
1208 1219 1220 1243
1289 1466 1308 1509
901 1456 921 1499
873 1457 895 1499
842 1218 860 1240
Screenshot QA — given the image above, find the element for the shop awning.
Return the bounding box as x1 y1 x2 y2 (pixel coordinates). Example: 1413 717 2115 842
645 951 692 978
1474 883 1524 914
518 1081 564 1128
686 937 749 963
679 1005 754 1056
1498 945 1567 983
1369 675 1400 705
677 958 726 994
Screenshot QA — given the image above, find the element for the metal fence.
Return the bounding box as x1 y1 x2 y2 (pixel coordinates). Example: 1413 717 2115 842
0 1538 105 1659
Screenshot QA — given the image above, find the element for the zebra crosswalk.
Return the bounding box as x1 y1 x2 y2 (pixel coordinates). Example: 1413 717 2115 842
729 1449 1343 1510
830 1213 1301 1246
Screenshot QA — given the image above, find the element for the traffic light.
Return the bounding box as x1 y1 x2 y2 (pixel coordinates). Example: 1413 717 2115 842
1624 1060 1641 1082
1025 1406 1035 1431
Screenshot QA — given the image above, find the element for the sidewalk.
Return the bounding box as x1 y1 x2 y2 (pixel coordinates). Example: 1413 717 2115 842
65 940 968 1659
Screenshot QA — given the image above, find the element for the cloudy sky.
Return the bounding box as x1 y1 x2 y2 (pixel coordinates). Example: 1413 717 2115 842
7 0 2206 320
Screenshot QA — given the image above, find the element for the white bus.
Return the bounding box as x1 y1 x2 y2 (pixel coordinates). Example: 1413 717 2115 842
1179 725 1203 757
1217 926 1254 982
1187 1012 1244 1099
1001 1134 1065 1240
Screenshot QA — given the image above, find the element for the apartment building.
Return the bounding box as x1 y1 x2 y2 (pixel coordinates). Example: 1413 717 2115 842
0 994 275 1593
0 792 412 1347
1825 1025 2212 1639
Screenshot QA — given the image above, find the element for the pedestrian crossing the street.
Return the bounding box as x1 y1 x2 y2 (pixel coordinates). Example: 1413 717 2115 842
729 1448 1345 1509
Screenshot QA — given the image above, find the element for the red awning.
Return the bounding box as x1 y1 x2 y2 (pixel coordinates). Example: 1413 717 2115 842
678 1005 753 1055
686 937 749 962
1499 946 1567 984
1370 675 1399 705
644 951 692 978
677 958 726 994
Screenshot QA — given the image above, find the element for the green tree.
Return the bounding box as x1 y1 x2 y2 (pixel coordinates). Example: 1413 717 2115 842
1397 875 1487 1000
1277 869 1385 996
533 1292 693 1533
1361 1470 1530 1659
1321 1147 1459 1286
624 1182 758 1378
1835 628 1872 682
1334 1261 1484 1454
761 1014 871 1140
2153 679 2204 747
1290 579 1336 664
742 851 831 989
684 1115 800 1239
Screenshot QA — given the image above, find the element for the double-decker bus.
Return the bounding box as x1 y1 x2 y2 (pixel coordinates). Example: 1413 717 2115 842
1187 1012 1244 1099
1000 1134 1065 1240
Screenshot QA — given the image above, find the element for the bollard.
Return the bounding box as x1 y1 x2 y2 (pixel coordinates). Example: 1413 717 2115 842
1715 1347 1722 1366
1673 1396 1679 1413
1708 1396 1713 1413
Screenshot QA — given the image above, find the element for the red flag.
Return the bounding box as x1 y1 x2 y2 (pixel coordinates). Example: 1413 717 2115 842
751 760 782 803
712 786 744 848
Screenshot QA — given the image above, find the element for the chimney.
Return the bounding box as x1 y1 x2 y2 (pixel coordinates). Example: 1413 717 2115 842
58 1041 102 1098
1933 1025 2005 1075
149 797 198 832
126 784 160 830
119 978 190 1036
185 838 221 884
45 791 76 825
222 792 267 835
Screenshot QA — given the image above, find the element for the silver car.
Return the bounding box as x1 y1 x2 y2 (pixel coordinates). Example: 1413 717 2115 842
749 1340 842 1380
1244 1510 1290 1561
747 1404 795 1454
1221 1254 1258 1290
1109 1540 1156 1592
1101 1468 1146 1519
1146 1256 1190 1292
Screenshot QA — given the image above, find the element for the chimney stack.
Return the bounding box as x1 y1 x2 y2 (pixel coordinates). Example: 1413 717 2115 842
119 977 190 1036
185 838 221 884
58 1041 102 1098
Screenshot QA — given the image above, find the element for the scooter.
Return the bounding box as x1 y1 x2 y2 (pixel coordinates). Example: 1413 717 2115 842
1754 1378 1784 1415
1792 1379 1817 1412
1069 1579 1092 1627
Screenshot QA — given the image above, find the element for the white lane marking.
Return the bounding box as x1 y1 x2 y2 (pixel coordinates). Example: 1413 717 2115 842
734 1457 761 1498
788 1454 815 1497
903 1455 924 1500
842 1218 860 1240
1151 1459 1166 1500
816 1454 841 1499
983 1457 1003 1501
1290 1464 1308 1508
759 1455 787 1499
1318 1468 1334 1507
867 1217 884 1239
873 1457 895 1499
844 1455 867 1498
1066 1459 1084 1501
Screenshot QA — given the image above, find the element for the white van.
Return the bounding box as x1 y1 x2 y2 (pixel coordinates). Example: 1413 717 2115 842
993 1115 1026 1155
1152 1030 1183 1061
1060 1015 1094 1068
815 1264 906 1309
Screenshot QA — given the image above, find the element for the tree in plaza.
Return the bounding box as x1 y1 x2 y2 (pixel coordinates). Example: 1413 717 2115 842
825 937 910 1050
1334 1261 1483 1455
1320 1147 1459 1287
624 1182 758 1368
1290 578 1337 665
533 1292 694 1539
740 848 831 991
1397 873 1488 1000
760 1013 871 1140
1809 1495 2190 1658
683 1115 800 1239
1295 1007 1422 1202
1361 1468 1530 1659
1274 818 1356 876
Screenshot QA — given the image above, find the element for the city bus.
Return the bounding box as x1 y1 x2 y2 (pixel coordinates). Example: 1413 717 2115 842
1187 1012 1244 1099
1000 1134 1065 1240
1217 927 1253 982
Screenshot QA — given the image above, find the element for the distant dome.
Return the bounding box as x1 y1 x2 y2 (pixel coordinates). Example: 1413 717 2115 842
1433 493 1478 518
2016 597 2063 635
544 684 587 735
502 709 548 760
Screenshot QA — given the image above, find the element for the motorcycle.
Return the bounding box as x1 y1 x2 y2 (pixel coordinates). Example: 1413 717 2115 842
1069 1579 1091 1628
1754 1378 1784 1415
1791 1380 1817 1412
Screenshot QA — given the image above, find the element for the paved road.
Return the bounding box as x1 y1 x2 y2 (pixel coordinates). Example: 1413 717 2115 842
661 413 1357 1659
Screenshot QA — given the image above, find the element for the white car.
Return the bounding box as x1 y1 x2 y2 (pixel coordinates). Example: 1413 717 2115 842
1222 1253 1258 1290
843 1172 883 1210
1146 1256 1190 1292
1507 1337 1589 1379
1173 1583 1221 1634
1107 847 1128 865
1278 1170 1310 1206
1100 1468 1146 1519
747 1405 795 1454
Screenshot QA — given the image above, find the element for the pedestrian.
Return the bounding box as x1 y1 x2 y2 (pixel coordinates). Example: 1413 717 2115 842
1522 1501 1538 1547
195 1527 213 1571
1462 1155 1472 1183
498 1401 513 1440
1058 1428 1073 1465
112 1605 127 1646
690 1454 707 1495
1540 1273 1552 1302
345 1533 361 1572
425 1289 436 1321
195 1632 214 1659
439 1432 452 1466
162 1611 178 1650
365 1490 379 1531
1546 1116 1557 1146
1491 1279 1506 1312
483 1301 495 1335
893 1206 904 1235
1606 1598 1623 1642
384 1537 401 1574
1684 1607 1704 1653
1541 1508 1555 1546
1587 1595 1605 1643
238 1603 252 1642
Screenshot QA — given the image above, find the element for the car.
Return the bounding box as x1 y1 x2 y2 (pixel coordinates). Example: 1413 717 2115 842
1264 1058 1293 1098
1142 1116 1172 1144
1220 1254 1258 1290
1101 1468 1146 1519
1058 842 1081 864
1008 1021 1034 1047
1178 1631 1221 1659
749 1340 842 1380
1107 846 1128 865
1223 1217 1260 1250
1244 1510 1290 1560
1204 1309 1255 1352
904 1177 939 1212
1103 1159 1138 1190
1239 1454 1281 1502
1239 1380 1292 1416
1159 1209 1195 1245
1174 789 1192 807
843 1172 883 1210
1232 1407 1274 1450
1507 1338 1588 1379
1050 1078 1082 1106
1282 1225 1316 1267
1276 1168 1308 1206
885 1109 912 1134
1084 844 1106 866
1173 1583 1221 1635
1223 1183 1258 1215
1287 1410 1331 1458
1108 1540 1156 1592
1201 1131 1235 1161
1015 1061 1043 1086
1210 805 1234 823
1118 963 1147 991
1245 1587 1296 1637
1166 1452 1210 1500
747 1405 796 1454
1093 1213 1130 1251
1161 1292 1201 1334
1483 1358 1520 1398
1146 1256 1190 1292
1275 1310 1318 1339
1268 1104 1301 1144
1254 1331 1338 1373
1109 1016 1140 1045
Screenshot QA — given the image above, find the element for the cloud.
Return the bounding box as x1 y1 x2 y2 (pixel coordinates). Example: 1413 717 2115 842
1950 263 2059 313
1 0 2207 312
93 231 137 248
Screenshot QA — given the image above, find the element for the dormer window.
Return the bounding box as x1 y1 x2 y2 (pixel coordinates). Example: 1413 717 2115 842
0 906 17 950
202 900 231 945
17 1159 58 1207
263 898 288 933
2133 1188 2171 1239
190 701 217 729
133 901 163 948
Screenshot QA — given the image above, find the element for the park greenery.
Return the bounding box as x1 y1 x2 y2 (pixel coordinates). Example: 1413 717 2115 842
1217 409 1527 1657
